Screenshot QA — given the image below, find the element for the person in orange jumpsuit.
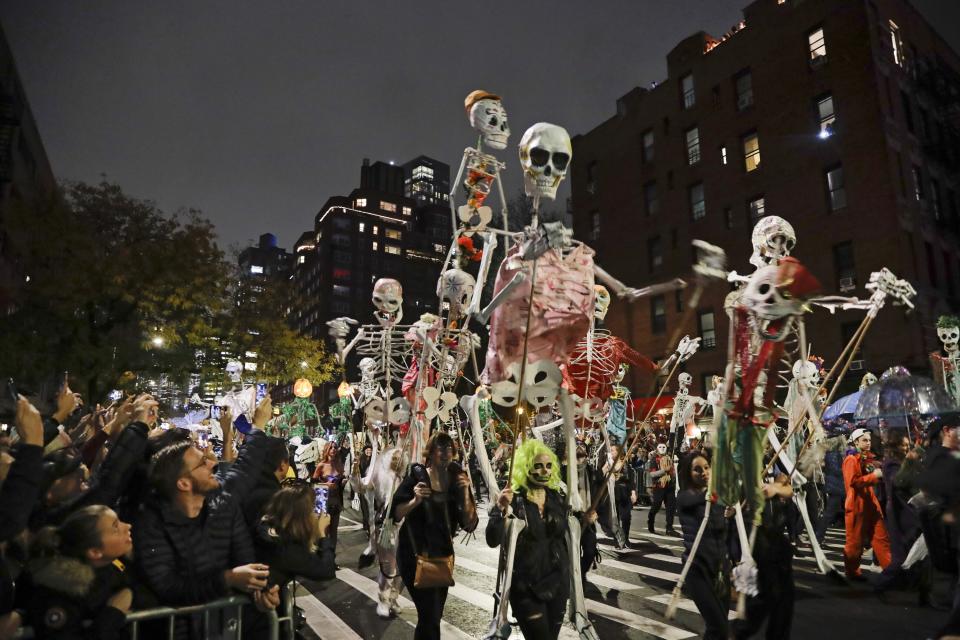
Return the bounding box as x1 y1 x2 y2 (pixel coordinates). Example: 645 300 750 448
842 427 892 580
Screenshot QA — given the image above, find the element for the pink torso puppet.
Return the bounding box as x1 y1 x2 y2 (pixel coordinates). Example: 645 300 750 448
483 242 595 382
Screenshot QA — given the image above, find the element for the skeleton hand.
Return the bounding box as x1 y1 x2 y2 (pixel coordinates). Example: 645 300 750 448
727 270 750 285
327 317 358 339
675 335 702 363
692 239 728 280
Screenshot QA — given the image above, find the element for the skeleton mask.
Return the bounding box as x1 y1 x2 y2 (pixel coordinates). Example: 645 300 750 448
677 372 692 395
656 444 667 456
528 453 553 487
594 285 611 321
372 278 403 324
225 361 243 383
468 97 510 150
518 123 571 201
792 360 820 388
859 372 878 390
614 363 628 385
359 358 377 382
749 216 796 269
439 269 475 319
741 264 803 341
938 324 960 355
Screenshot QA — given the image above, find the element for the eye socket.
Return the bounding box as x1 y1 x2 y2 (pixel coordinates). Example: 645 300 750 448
529 148 550 167
488 116 498 126
552 153 570 171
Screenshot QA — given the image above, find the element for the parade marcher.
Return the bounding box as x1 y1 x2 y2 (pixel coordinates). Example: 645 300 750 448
488 438 570 640
312 441 346 553
20 505 134 640
842 428 892 580
647 443 678 535
611 445 638 544
733 471 796 640
814 436 847 545
677 451 731 640
563 441 606 581
392 432 478 640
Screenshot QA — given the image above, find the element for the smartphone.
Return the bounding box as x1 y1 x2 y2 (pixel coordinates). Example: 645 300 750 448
6 378 17 405
314 486 329 515
199 432 209 448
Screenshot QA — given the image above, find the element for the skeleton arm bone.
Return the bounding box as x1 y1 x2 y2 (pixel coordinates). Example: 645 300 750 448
466 231 497 317
474 270 528 324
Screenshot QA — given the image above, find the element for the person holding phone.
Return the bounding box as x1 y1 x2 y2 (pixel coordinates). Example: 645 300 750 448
392 432 478 639
312 441 345 552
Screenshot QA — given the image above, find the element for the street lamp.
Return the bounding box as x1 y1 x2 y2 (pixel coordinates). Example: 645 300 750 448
151 336 165 348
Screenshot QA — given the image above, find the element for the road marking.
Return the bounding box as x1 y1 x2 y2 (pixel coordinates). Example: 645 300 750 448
334 569 473 640
585 598 696 639
294 588 363 640
644 594 737 620
646 553 683 565
596 556 681 581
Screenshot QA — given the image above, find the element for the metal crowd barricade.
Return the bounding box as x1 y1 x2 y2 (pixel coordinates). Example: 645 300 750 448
15 581 299 640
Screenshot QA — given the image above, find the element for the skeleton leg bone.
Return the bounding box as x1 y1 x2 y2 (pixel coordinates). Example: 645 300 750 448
484 516 526 640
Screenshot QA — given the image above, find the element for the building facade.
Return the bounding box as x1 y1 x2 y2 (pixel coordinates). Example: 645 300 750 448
291 157 451 397
571 0 960 397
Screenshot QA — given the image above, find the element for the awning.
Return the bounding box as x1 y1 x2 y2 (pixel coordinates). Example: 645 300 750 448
631 395 675 418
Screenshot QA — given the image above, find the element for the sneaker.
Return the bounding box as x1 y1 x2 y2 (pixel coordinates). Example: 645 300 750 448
389 602 402 616
376 602 392 618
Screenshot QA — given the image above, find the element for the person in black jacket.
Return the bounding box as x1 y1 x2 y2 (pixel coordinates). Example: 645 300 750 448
20 505 134 640
392 432 478 640
238 435 290 532
133 434 280 638
487 438 570 640
254 482 336 591
677 451 730 640
563 442 606 580
814 439 846 544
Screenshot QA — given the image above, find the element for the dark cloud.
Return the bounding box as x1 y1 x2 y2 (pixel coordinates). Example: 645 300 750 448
3 1 958 250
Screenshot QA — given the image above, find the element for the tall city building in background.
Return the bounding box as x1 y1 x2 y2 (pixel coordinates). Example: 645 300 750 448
287 157 450 400
571 0 960 397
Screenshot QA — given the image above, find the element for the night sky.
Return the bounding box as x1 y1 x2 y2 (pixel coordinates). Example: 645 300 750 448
3 1 959 251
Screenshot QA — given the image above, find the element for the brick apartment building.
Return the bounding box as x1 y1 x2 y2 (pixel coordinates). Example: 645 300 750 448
287 157 450 402
570 0 960 398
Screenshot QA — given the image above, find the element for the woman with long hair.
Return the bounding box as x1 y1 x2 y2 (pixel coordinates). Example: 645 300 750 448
21 505 134 640
254 482 336 591
676 450 731 640
392 432 478 640
312 441 345 552
487 438 570 640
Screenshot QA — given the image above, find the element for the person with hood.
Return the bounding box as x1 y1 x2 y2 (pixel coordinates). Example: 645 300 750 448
563 440 605 580
842 427 892 580
647 442 678 535
488 439 569 640
20 505 134 640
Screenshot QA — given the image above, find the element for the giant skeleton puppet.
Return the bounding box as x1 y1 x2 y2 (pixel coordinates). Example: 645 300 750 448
478 122 685 640
668 370 707 455
931 315 960 405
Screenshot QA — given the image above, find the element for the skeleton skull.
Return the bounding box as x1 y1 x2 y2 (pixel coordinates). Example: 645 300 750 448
468 97 510 150
656 443 667 456
518 123 571 201
594 285 611 321
614 363 628 385
372 278 403 324
439 269 475 319
359 357 377 381
749 216 797 269
677 372 692 392
792 360 820 389
225 360 243 383
741 265 800 341
859 372 878 390
938 324 960 355
527 453 554 488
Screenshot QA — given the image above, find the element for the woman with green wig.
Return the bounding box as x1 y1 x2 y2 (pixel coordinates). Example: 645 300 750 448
486 438 570 640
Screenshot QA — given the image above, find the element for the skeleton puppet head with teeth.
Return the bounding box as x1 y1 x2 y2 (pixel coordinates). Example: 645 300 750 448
465 90 510 150
510 438 560 491
677 372 692 396
518 123 571 201
372 278 403 326
594 285 611 322
439 269 475 320
937 315 960 357
740 256 821 342
749 216 797 270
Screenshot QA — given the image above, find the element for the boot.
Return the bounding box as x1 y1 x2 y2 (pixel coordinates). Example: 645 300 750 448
648 521 656 534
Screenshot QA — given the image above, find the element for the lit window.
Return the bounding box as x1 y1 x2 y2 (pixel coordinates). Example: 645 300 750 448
355 198 367 207
748 196 766 222
642 129 655 162
250 265 263 274
402 206 412 216
689 183 706 220
826 165 847 211
372 241 379 251
358 222 365 232
743 132 760 172
385 245 401 255
912 165 924 201
685 127 701 165
889 20 904 67
720 146 728 165
591 211 600 241
245 351 257 359
735 70 753 110
699 311 716 349
412 165 434 180
297 255 305 264
385 228 402 240
433 243 445 253
808 27 826 61
817 94 836 137
381 201 397 213
372 225 379 235
681 73 695 109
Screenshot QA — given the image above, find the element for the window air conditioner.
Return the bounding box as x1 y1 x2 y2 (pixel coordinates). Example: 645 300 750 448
849 360 864 371
839 277 855 292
